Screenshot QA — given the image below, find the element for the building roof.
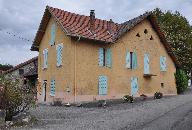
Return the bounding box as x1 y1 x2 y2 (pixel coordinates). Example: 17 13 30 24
31 6 180 67
3 57 38 75
23 67 38 77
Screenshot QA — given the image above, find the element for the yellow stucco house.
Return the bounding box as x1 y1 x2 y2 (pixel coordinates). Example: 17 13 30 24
31 6 179 104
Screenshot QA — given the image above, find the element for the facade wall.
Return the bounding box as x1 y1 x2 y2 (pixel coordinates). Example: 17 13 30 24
38 17 177 104
38 17 75 103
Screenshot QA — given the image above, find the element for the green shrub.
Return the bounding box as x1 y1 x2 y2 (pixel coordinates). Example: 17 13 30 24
154 92 163 99
0 74 34 121
122 95 134 103
174 69 188 94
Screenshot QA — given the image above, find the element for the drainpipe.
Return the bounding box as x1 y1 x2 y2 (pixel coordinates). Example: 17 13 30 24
74 36 81 102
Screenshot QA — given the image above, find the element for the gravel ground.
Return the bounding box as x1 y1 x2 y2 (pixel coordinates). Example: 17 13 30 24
9 90 192 130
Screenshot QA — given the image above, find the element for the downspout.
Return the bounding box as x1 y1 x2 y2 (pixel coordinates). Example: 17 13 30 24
74 36 81 102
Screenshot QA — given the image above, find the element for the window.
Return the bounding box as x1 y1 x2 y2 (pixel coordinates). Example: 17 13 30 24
130 52 133 69
43 49 48 69
19 69 24 75
50 24 56 46
150 35 154 40
161 83 164 88
160 56 167 71
50 79 56 96
56 43 63 67
144 53 150 74
144 29 148 34
98 75 107 95
98 48 112 68
136 33 140 37
126 51 138 69
131 77 139 96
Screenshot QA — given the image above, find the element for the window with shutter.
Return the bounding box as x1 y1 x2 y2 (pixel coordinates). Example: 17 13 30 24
56 44 63 67
50 24 56 46
132 51 138 69
126 50 137 69
160 56 167 71
43 49 48 69
106 48 112 68
98 75 108 95
98 48 112 68
98 48 104 66
50 79 56 96
126 51 131 68
131 77 138 96
144 53 150 74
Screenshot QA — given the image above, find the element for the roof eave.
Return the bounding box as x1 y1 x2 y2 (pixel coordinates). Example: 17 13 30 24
31 6 51 51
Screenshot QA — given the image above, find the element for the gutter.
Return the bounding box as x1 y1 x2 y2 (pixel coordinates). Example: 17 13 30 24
74 36 81 102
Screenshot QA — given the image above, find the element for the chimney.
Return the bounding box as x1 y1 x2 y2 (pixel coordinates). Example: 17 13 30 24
89 10 95 32
107 19 113 34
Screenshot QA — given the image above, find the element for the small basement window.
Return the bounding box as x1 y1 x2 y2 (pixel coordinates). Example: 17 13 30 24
136 33 140 37
150 35 154 40
161 83 164 88
144 29 148 34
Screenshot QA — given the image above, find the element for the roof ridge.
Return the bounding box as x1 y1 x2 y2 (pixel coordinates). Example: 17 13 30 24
47 6 120 25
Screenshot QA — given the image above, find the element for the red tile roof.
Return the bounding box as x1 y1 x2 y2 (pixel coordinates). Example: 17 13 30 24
31 6 180 67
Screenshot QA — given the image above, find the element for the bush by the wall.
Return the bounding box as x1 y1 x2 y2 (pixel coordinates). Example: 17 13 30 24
154 92 163 99
0 74 34 121
174 69 188 94
122 95 134 103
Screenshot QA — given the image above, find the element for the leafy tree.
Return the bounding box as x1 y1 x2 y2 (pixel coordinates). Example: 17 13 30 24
174 69 188 94
0 74 34 121
153 8 192 76
0 64 13 71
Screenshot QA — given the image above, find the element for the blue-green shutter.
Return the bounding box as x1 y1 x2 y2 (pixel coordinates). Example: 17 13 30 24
164 57 167 71
132 51 138 69
126 51 131 68
50 24 56 46
43 49 48 69
50 79 56 96
106 48 112 68
56 44 63 67
42 50 45 69
131 77 138 96
98 76 107 95
160 56 166 71
144 53 150 74
99 48 104 66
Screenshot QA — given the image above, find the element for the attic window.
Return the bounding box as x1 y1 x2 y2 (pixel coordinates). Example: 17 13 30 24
150 35 154 40
136 33 140 37
144 29 148 34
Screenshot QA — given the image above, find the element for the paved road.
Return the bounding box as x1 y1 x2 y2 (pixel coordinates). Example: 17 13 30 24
11 92 192 130
130 100 192 130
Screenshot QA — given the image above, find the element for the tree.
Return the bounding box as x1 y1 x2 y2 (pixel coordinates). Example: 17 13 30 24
174 69 188 94
0 74 34 121
153 8 192 76
0 64 13 71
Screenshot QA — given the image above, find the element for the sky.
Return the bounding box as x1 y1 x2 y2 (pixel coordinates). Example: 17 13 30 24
0 0 192 66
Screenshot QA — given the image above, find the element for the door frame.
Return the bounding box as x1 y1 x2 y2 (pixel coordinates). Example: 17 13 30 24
42 80 47 102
